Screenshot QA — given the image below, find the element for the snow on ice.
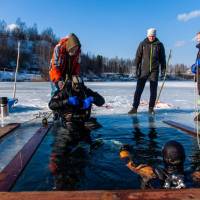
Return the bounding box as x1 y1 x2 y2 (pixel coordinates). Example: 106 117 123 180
0 81 197 171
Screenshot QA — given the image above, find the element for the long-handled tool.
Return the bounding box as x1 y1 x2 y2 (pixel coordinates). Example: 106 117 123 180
156 49 172 104
13 41 20 100
8 41 20 110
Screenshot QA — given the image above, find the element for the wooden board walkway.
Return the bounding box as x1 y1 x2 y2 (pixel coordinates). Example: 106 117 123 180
0 124 52 191
0 123 20 139
0 189 200 200
163 120 197 137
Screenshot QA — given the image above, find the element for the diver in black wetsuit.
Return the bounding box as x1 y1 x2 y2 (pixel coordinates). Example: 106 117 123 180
120 140 200 189
48 75 105 190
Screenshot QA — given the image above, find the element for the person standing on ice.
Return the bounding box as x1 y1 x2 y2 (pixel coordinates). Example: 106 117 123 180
49 33 81 95
128 28 166 115
191 32 200 121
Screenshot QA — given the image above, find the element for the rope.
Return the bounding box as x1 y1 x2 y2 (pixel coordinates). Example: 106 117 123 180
21 111 52 125
13 41 20 99
195 68 200 150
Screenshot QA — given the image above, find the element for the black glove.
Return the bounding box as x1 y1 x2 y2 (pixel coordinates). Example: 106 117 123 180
136 66 141 78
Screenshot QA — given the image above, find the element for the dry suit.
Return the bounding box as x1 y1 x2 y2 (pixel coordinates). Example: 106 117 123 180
48 80 105 189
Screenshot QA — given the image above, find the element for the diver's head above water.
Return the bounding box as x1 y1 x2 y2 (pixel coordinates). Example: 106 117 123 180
162 140 185 174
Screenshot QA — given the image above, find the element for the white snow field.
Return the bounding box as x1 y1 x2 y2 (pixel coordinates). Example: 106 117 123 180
0 81 197 171
0 81 196 124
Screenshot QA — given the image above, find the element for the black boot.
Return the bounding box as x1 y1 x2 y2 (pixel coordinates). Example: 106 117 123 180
148 107 155 115
128 107 137 114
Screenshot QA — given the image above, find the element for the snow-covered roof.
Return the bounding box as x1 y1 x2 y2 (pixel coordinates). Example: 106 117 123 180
6 24 19 32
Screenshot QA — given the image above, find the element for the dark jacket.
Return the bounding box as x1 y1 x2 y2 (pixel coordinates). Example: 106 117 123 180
134 38 166 81
49 83 105 120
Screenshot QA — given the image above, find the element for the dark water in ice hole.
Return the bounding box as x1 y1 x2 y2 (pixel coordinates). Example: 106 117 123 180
12 112 200 191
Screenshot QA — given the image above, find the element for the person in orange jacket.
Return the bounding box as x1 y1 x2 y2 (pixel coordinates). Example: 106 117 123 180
49 33 81 95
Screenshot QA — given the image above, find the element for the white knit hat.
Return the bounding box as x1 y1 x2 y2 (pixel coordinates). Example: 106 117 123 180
147 28 156 37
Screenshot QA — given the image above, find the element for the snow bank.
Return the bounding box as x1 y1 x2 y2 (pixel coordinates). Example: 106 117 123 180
0 71 42 81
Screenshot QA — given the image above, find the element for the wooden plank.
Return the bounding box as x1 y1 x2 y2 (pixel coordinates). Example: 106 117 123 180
0 123 20 139
163 120 196 137
0 189 200 200
0 124 52 191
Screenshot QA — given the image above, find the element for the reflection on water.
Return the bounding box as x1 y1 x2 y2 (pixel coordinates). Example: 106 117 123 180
190 125 200 172
12 114 200 191
49 121 91 190
190 143 200 172
131 116 161 167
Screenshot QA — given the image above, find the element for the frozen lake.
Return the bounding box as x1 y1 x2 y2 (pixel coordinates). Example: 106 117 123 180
0 81 197 125
0 81 200 190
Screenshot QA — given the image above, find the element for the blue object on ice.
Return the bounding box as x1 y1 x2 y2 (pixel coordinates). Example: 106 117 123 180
8 98 18 110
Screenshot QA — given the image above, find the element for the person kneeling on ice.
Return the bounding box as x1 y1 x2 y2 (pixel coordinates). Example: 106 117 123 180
120 141 200 189
191 31 200 121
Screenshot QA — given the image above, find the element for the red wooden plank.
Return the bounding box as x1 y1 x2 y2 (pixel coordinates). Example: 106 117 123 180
0 123 20 139
0 124 52 191
163 120 197 137
0 189 200 200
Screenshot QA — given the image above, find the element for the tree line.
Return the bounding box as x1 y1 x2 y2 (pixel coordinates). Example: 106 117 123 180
0 18 189 80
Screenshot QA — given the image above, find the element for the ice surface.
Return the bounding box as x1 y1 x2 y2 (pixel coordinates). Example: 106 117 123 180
0 81 198 171
0 80 197 124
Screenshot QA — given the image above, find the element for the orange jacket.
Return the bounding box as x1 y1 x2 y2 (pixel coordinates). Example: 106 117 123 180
49 37 81 83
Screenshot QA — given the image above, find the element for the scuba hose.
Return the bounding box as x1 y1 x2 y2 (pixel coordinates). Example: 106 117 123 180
63 56 86 98
62 52 77 89
62 57 72 89
156 49 172 103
